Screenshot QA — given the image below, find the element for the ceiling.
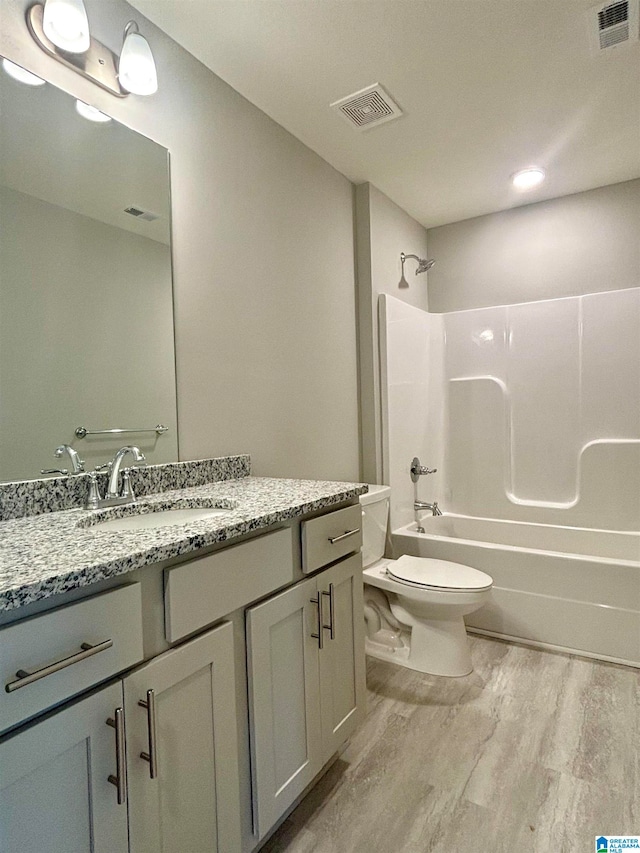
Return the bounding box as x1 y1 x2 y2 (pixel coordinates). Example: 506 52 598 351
130 0 640 228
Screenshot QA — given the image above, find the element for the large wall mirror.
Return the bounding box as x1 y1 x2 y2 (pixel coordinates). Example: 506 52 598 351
0 61 178 482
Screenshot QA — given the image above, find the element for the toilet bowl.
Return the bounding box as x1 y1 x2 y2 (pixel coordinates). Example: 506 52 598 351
360 486 492 677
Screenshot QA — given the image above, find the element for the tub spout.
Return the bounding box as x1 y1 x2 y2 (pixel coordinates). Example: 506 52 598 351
414 500 442 516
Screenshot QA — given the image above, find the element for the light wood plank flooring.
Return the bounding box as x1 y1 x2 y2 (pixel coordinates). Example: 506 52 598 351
261 635 639 853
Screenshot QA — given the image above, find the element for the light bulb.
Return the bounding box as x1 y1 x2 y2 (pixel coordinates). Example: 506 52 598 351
75 100 111 123
2 59 46 86
42 0 90 54
512 167 545 190
119 30 157 96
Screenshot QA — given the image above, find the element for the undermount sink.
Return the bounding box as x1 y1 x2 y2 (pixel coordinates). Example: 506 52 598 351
91 507 231 532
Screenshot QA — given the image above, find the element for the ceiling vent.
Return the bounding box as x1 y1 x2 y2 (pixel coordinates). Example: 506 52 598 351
124 206 160 222
589 0 639 51
330 83 402 131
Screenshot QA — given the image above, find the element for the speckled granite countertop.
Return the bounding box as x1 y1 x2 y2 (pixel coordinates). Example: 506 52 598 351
0 476 367 613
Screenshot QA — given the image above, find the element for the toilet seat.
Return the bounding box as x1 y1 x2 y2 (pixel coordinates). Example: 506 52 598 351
386 555 492 592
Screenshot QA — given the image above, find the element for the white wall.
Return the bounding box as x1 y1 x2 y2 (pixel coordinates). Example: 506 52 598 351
355 183 430 483
427 179 640 312
0 186 177 480
0 0 360 482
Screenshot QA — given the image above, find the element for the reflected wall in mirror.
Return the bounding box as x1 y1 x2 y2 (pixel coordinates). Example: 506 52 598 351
0 60 178 482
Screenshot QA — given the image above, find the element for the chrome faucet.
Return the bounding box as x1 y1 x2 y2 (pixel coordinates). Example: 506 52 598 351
41 444 85 476
414 500 442 516
85 446 146 509
410 457 437 482
105 446 146 501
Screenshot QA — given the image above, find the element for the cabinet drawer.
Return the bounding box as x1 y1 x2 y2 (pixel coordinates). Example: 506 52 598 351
0 583 143 735
165 527 295 642
301 504 362 574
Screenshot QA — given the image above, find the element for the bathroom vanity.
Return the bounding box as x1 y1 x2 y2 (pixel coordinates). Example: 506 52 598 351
0 458 367 853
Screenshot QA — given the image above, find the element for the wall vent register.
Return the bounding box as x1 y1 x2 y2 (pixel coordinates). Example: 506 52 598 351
589 0 639 50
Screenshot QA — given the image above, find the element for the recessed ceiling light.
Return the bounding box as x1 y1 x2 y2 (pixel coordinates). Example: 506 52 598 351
512 167 545 190
75 100 112 123
2 59 46 86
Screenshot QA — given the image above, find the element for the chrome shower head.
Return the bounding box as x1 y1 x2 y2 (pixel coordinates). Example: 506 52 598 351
416 257 435 273
400 252 435 275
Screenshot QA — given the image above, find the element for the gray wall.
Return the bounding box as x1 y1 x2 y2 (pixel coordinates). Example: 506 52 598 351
356 183 429 483
0 0 360 481
427 178 640 313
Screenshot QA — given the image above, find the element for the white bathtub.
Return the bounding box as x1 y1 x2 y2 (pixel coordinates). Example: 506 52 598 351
392 515 640 667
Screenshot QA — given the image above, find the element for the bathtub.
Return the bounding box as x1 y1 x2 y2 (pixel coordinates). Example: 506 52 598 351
392 514 640 667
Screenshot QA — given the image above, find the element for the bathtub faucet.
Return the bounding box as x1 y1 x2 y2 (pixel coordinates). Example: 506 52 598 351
410 457 437 482
414 500 442 516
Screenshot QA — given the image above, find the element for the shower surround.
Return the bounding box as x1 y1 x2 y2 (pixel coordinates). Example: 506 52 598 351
379 289 640 665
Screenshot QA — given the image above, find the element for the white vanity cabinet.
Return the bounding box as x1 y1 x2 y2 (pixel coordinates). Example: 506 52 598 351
0 681 129 853
124 621 241 853
0 620 241 853
0 499 365 853
247 550 365 838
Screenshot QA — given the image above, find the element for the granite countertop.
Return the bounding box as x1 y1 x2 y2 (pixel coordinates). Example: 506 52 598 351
0 476 367 613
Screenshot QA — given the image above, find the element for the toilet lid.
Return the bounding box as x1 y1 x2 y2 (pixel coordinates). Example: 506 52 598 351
387 555 493 591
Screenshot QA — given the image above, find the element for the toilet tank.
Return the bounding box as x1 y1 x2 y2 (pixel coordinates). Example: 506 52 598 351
359 485 391 568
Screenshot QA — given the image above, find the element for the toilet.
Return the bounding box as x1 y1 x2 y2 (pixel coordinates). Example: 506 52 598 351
360 485 492 677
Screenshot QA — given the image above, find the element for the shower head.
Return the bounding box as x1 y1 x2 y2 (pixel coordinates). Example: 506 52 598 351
400 252 435 275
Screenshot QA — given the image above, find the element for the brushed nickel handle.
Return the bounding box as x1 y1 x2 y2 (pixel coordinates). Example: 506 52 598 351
138 689 158 779
5 639 113 693
328 528 360 545
310 595 324 649
107 707 127 805
321 583 335 640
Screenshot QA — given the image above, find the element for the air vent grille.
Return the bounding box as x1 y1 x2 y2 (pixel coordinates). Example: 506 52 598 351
124 206 160 222
598 0 628 29
331 84 402 131
590 0 637 50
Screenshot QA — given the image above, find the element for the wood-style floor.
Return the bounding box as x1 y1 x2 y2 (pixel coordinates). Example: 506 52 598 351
261 635 639 853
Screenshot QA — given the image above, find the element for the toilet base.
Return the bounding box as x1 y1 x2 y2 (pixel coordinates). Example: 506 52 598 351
365 615 473 677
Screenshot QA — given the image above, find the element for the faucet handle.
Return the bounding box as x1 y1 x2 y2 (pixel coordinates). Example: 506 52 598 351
41 468 68 476
121 468 137 502
410 457 438 482
85 472 103 510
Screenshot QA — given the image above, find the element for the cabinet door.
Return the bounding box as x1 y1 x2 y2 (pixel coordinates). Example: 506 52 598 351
247 577 322 838
124 621 241 853
317 552 366 762
0 682 128 853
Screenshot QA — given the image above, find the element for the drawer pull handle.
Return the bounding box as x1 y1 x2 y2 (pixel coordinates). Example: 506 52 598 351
310 595 324 649
322 583 335 640
138 689 158 779
5 639 113 693
106 707 127 805
328 528 360 545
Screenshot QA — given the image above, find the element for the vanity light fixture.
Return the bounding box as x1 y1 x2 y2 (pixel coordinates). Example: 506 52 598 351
42 0 90 53
511 167 546 190
118 21 158 96
75 99 111 122
1 58 46 86
27 3 158 98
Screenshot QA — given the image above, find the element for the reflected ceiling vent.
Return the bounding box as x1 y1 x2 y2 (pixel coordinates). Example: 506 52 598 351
589 0 639 51
124 206 160 222
330 83 402 131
